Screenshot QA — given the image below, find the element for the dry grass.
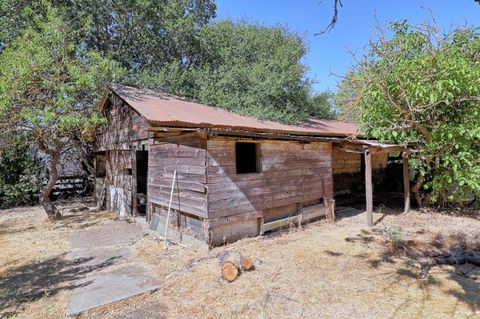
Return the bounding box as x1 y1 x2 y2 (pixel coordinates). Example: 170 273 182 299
1 201 479 319
84 209 480 319
0 200 114 319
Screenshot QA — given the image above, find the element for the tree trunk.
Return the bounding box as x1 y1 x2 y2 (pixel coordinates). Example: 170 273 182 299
40 145 62 221
411 174 425 207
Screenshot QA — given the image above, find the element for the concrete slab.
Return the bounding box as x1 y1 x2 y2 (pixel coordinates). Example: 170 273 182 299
66 219 162 316
69 221 145 250
66 265 162 316
68 246 131 268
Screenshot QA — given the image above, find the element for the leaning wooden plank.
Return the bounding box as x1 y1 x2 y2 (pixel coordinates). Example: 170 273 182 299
164 170 177 248
207 211 262 228
261 215 302 233
302 204 328 221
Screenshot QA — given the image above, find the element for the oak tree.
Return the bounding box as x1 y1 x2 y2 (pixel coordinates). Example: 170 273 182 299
0 6 124 218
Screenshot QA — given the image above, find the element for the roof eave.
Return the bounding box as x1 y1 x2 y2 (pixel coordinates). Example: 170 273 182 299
147 122 360 139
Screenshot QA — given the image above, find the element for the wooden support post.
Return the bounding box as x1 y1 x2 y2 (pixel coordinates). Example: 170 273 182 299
93 154 97 204
364 148 373 227
131 147 138 219
403 151 410 213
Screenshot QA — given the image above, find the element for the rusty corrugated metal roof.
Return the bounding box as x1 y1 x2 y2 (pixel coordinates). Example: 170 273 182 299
108 84 358 137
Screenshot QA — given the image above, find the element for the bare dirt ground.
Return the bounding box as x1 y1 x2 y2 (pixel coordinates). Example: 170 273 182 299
1 201 479 319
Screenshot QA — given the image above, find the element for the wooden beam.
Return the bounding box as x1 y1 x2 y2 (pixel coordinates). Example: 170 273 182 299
368 146 405 154
333 143 404 154
364 148 373 227
333 143 365 153
403 152 410 213
131 146 138 218
261 215 303 233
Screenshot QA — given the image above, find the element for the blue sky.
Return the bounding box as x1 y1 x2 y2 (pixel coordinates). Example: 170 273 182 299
215 0 480 93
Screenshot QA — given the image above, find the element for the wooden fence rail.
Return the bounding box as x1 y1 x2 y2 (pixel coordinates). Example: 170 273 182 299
46 175 92 198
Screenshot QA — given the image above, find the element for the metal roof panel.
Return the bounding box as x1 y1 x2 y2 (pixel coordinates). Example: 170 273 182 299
109 84 359 137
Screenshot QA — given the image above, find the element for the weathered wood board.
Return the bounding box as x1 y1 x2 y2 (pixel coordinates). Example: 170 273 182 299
94 91 383 246
332 148 389 195
147 133 209 225
205 136 334 244
95 94 152 152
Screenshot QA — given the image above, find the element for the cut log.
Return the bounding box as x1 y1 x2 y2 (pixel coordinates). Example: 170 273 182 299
222 261 239 282
218 251 255 281
241 256 255 271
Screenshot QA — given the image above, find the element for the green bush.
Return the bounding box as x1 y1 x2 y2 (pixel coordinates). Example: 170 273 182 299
337 20 480 206
0 140 43 208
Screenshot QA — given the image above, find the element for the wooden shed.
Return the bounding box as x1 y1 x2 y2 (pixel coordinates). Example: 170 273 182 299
94 85 409 247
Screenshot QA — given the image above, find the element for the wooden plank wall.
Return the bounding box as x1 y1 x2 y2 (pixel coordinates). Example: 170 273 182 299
206 137 333 245
106 150 133 216
332 150 389 174
147 133 208 241
332 150 389 194
94 94 152 215
332 150 361 174
95 94 151 152
332 150 362 194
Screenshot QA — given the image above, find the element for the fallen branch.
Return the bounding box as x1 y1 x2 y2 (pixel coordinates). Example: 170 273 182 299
418 247 480 279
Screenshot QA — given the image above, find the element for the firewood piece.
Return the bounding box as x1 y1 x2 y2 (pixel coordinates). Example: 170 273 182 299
218 251 255 280
241 256 255 271
222 261 239 282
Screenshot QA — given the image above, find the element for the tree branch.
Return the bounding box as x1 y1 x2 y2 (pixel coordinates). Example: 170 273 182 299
315 0 343 35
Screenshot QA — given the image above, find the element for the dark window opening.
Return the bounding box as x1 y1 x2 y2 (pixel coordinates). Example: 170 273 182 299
95 152 106 178
236 142 260 174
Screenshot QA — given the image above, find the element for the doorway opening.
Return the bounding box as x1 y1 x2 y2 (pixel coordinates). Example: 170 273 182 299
136 150 148 215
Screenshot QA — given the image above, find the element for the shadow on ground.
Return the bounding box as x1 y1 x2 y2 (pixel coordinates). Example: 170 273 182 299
55 209 114 231
338 228 480 317
0 253 121 318
0 203 120 318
